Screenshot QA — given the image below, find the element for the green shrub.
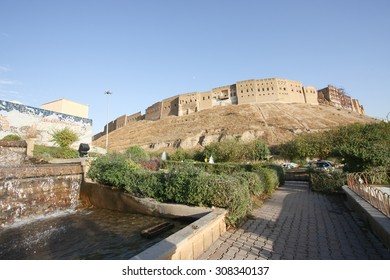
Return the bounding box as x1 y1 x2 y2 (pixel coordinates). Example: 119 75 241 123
33 145 54 160
161 161 263 175
208 174 251 226
139 158 161 171
234 171 264 196
186 172 213 207
123 170 163 198
55 147 79 159
87 157 282 227
2 134 22 141
162 163 202 203
242 140 270 161
125 146 150 162
201 139 270 163
279 122 390 172
309 170 347 193
258 168 279 194
334 122 390 172
170 148 193 161
87 153 141 188
51 127 79 148
261 164 285 185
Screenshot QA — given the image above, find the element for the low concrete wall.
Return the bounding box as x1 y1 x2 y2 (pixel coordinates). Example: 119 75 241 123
80 181 227 259
285 170 309 181
0 163 83 227
343 185 390 249
80 181 213 220
131 208 227 260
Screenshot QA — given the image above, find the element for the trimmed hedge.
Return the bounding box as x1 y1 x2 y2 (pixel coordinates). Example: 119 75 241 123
309 170 347 193
87 153 142 188
87 156 282 227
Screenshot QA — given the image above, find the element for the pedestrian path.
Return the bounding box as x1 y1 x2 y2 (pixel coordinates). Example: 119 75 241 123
198 181 390 260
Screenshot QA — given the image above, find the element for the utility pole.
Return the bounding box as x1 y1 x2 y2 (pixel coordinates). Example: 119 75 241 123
104 91 112 152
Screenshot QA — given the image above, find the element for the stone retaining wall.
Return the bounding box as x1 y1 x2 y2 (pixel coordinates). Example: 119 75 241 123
0 140 27 166
0 163 83 227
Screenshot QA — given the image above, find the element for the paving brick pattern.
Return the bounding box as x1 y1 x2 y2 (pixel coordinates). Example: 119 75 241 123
198 181 390 260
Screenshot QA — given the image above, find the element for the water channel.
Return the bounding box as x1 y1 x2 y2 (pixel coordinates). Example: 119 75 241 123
0 208 189 260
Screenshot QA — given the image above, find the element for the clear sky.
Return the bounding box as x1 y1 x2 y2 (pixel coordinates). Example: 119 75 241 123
1 0 389 133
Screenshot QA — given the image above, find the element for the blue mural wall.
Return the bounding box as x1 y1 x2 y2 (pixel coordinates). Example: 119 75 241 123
0 100 93 145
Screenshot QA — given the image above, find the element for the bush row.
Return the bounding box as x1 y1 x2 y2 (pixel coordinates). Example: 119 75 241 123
161 161 284 186
309 170 347 193
87 156 283 227
165 139 270 163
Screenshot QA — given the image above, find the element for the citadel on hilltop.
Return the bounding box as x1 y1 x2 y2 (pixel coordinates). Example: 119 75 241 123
93 77 365 140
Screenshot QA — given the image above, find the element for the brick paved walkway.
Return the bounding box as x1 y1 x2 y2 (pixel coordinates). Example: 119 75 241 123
198 181 390 260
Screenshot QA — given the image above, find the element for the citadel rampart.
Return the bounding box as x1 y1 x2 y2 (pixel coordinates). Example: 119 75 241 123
93 77 365 141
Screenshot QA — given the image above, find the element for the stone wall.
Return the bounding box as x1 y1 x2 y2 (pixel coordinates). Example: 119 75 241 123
352 99 365 115
0 140 27 166
0 100 93 147
145 101 163 121
178 92 200 116
161 96 179 118
92 77 366 142
303 86 319 105
0 163 83 227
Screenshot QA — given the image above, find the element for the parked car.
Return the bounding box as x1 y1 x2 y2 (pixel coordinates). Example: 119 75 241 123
307 160 334 171
281 162 299 169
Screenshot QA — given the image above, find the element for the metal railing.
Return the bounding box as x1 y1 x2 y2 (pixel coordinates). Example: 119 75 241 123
347 172 390 218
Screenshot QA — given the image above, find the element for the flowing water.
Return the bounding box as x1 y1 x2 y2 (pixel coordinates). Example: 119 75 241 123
0 208 189 260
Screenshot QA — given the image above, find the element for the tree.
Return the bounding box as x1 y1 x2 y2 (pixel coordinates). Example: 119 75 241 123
125 145 150 162
243 140 270 161
333 122 390 172
279 122 390 172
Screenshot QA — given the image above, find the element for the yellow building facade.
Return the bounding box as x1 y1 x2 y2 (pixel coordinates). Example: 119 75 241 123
41 98 89 118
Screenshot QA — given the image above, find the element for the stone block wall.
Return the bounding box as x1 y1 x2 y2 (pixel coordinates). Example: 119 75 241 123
0 163 83 227
145 101 163 120
0 140 27 166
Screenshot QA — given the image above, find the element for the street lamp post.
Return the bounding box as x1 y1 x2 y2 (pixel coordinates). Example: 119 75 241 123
104 91 112 152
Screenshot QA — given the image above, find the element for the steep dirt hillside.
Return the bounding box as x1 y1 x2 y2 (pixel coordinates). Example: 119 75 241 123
93 103 377 152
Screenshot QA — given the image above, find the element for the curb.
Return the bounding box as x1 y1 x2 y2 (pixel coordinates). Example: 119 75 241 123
131 208 227 260
342 185 390 249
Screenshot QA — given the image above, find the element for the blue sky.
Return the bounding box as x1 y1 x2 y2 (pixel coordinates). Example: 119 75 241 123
1 0 389 133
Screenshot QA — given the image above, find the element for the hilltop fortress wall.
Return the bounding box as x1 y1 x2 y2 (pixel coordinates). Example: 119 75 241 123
93 77 365 141
161 78 319 119
148 78 316 120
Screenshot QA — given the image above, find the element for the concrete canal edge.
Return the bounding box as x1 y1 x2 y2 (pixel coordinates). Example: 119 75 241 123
131 207 227 260
342 185 390 249
80 181 227 260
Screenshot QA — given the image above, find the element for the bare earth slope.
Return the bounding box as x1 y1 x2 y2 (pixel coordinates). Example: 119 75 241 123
93 103 377 152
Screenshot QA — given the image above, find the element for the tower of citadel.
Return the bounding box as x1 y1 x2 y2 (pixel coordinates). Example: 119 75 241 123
93 77 364 140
